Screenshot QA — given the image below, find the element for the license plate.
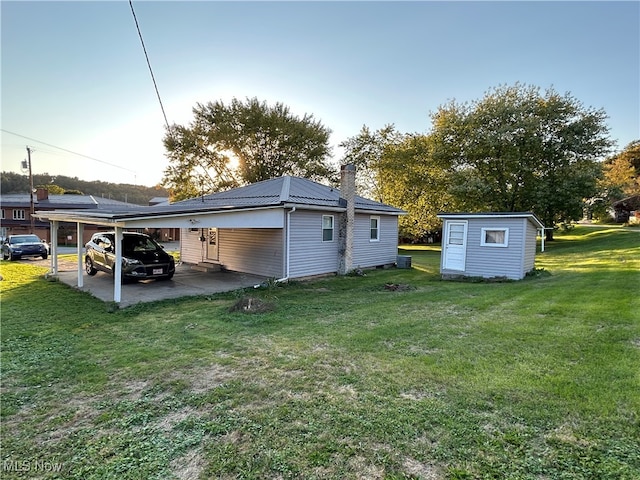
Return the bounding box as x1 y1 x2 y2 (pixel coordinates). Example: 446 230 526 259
153 268 163 275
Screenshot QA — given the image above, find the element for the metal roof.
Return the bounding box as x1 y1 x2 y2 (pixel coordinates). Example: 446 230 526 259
0 193 139 210
173 176 405 213
437 212 545 229
34 176 405 224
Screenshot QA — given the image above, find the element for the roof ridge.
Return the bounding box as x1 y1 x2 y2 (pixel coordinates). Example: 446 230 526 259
279 176 291 202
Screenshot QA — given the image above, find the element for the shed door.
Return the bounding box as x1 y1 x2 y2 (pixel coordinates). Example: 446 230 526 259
443 221 467 271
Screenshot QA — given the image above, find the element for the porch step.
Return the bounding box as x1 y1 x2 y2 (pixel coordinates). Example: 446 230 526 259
191 262 222 273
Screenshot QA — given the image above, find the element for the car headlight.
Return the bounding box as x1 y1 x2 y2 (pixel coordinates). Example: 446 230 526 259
123 258 142 266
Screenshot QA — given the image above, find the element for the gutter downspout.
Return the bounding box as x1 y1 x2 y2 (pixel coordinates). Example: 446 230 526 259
254 206 295 288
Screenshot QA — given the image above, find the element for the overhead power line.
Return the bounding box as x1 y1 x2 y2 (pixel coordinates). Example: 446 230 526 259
129 0 171 132
1 129 137 173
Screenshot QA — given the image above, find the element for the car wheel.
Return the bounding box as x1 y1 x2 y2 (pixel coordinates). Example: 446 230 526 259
10 254 19 261
85 257 97 276
42 252 48 260
2 252 7 260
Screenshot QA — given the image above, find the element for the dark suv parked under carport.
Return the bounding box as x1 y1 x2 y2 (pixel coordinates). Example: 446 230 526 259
85 231 175 281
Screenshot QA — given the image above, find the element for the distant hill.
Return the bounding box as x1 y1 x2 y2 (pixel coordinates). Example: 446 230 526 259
1 171 170 206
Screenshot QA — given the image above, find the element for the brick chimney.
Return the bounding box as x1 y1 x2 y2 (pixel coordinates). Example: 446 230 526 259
36 187 49 201
338 164 356 275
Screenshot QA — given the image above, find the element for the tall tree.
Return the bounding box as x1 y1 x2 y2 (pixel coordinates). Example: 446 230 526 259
430 83 613 239
339 124 404 202
163 97 334 200
603 140 640 197
378 134 457 239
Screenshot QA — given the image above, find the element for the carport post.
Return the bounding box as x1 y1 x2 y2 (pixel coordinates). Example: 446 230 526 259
51 220 58 275
77 223 84 288
113 227 123 303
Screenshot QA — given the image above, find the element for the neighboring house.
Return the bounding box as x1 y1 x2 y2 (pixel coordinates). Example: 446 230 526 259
612 194 640 223
0 188 139 244
437 212 545 280
35 165 405 302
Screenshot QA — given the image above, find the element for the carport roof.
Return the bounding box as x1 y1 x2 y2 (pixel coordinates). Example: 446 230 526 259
35 175 404 223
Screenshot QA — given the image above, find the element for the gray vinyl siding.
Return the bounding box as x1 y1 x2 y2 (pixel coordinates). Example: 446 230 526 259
180 227 283 278
522 220 538 274
218 228 283 278
352 214 399 268
181 228 206 264
288 210 340 278
464 218 525 279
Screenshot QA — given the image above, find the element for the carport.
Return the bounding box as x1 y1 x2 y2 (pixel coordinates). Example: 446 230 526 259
35 205 285 305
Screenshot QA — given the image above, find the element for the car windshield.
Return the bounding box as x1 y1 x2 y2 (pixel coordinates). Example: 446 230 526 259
11 235 41 244
123 236 158 253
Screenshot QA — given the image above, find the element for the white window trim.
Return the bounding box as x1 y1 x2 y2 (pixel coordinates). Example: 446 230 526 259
480 227 509 247
13 209 25 220
369 216 380 242
322 215 334 242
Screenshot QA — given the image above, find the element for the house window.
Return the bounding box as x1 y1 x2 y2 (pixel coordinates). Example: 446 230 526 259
322 215 334 242
13 209 25 220
370 216 380 241
1 209 4 220
481 228 509 247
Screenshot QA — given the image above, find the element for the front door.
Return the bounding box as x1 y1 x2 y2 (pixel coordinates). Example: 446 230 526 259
206 228 218 261
443 221 467 271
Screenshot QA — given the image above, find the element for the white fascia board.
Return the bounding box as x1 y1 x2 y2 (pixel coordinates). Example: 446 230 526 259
35 206 286 229
437 212 544 229
124 207 285 228
282 203 404 216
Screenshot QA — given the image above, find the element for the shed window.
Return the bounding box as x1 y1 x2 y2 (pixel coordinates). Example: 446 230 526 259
322 215 334 242
370 216 380 241
13 209 25 220
481 228 509 247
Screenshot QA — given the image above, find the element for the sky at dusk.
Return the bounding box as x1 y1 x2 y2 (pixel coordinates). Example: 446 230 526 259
2 1 639 187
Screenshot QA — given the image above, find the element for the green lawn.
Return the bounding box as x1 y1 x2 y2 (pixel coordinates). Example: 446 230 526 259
1 226 638 479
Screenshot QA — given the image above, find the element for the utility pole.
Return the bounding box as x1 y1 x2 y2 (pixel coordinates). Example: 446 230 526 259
26 147 35 234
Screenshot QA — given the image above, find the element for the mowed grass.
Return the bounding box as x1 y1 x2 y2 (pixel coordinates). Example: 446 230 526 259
1 226 638 479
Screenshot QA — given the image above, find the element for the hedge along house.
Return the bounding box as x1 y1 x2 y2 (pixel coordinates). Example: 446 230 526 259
437 212 545 280
35 165 405 304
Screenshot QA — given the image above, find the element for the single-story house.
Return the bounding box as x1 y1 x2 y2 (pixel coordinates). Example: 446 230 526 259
35 165 405 303
437 212 545 280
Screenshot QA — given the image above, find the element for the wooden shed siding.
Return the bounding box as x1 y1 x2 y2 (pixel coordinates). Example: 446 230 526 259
352 214 399 268
218 228 284 278
288 210 340 278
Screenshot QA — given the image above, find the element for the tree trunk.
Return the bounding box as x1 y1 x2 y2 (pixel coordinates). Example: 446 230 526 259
545 228 554 241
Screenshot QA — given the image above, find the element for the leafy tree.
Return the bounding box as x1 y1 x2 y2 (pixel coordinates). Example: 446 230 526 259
603 140 640 197
163 97 334 200
339 124 404 202
1 171 168 205
430 83 613 239
377 134 457 239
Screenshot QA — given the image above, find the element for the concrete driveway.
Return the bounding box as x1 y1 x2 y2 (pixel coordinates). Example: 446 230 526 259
8 241 266 308
52 261 268 308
